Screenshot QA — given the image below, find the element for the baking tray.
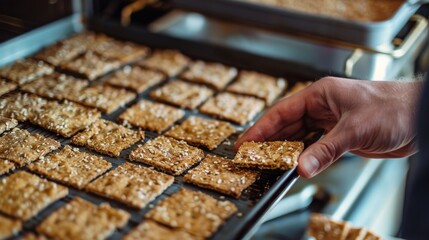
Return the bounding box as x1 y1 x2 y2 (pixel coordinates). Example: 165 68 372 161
164 0 420 48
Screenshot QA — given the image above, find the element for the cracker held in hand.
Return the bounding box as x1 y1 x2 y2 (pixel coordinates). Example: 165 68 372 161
233 141 304 170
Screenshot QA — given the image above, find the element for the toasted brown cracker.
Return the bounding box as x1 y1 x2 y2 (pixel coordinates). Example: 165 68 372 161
149 80 214 109
28 146 112 189
345 227 367 240
37 197 130 240
0 79 17 96
34 42 86 66
140 50 190 77
147 188 237 238
21 73 89 100
118 100 185 133
0 159 15 176
0 128 60 166
21 232 48 240
89 35 149 63
0 214 22 239
307 213 350 240
106 66 165 93
0 93 48 122
363 230 383 240
286 81 312 96
123 220 199 240
86 162 174 208
0 59 53 85
181 61 237 90
226 70 286 104
65 84 136 114
129 136 204 175
0 116 18 134
199 92 265 125
71 119 144 157
0 171 68 220
184 154 259 198
61 51 121 80
233 141 304 171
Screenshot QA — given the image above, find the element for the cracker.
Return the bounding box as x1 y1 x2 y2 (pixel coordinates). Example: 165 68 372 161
0 128 60 166
0 171 68 220
345 227 367 240
28 146 112 189
181 60 237 90
65 84 136 114
150 80 214 109
286 81 312 96
0 93 48 121
129 136 204 175
307 213 350 240
71 119 144 157
123 220 199 240
140 50 190 77
37 197 130 240
106 65 165 93
118 100 185 133
0 214 22 239
33 42 87 66
199 92 265 125
233 141 303 171
21 233 48 240
165 116 235 150
0 116 18 134
0 159 15 176
184 154 259 198
0 59 53 85
21 73 89 100
86 162 174 208
147 188 237 238
89 35 149 63
30 100 101 137
60 51 121 80
363 231 383 240
226 70 287 104
0 79 17 96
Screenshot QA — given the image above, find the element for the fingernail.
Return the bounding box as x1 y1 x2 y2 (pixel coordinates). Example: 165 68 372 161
302 155 320 177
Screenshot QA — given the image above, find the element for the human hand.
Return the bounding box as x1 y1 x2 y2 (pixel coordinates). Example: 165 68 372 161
235 77 422 178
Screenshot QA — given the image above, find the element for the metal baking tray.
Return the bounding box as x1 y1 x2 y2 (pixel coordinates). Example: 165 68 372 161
164 0 420 48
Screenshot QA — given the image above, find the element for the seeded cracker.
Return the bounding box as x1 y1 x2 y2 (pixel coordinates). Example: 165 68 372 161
129 136 204 175
123 220 199 240
118 100 185 133
150 80 214 109
0 79 17 97
106 66 165 93
181 60 237 90
34 42 87 66
226 70 287 104
184 155 259 198
0 93 48 122
199 92 265 125
0 214 22 239
165 116 235 150
140 50 190 77
234 141 303 170
65 84 136 114
0 116 18 134
0 171 68 220
307 213 350 240
0 59 53 85
0 128 60 166
28 146 112 189
86 162 174 208
0 159 15 176
37 197 130 240
147 188 237 238
71 119 144 157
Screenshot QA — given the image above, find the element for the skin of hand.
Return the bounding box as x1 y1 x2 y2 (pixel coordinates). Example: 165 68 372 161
235 77 423 178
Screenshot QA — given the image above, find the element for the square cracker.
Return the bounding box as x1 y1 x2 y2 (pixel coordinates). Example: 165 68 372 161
28 146 112 189
37 197 130 240
226 70 287 104
307 213 350 240
21 73 89 100
65 84 136 114
0 59 53 85
164 116 235 150
199 92 265 125
33 42 87 66
140 50 190 77
184 154 259 198
129 136 204 175
149 80 214 109
71 119 144 157
233 141 303 171
0 214 22 239
0 116 18 134
147 188 237 238
0 93 48 122
0 79 17 97
0 159 15 176
285 81 312 96
86 162 174 208
123 220 199 240
181 60 237 90
0 171 68 220
0 128 60 166
106 65 165 93
118 100 185 133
